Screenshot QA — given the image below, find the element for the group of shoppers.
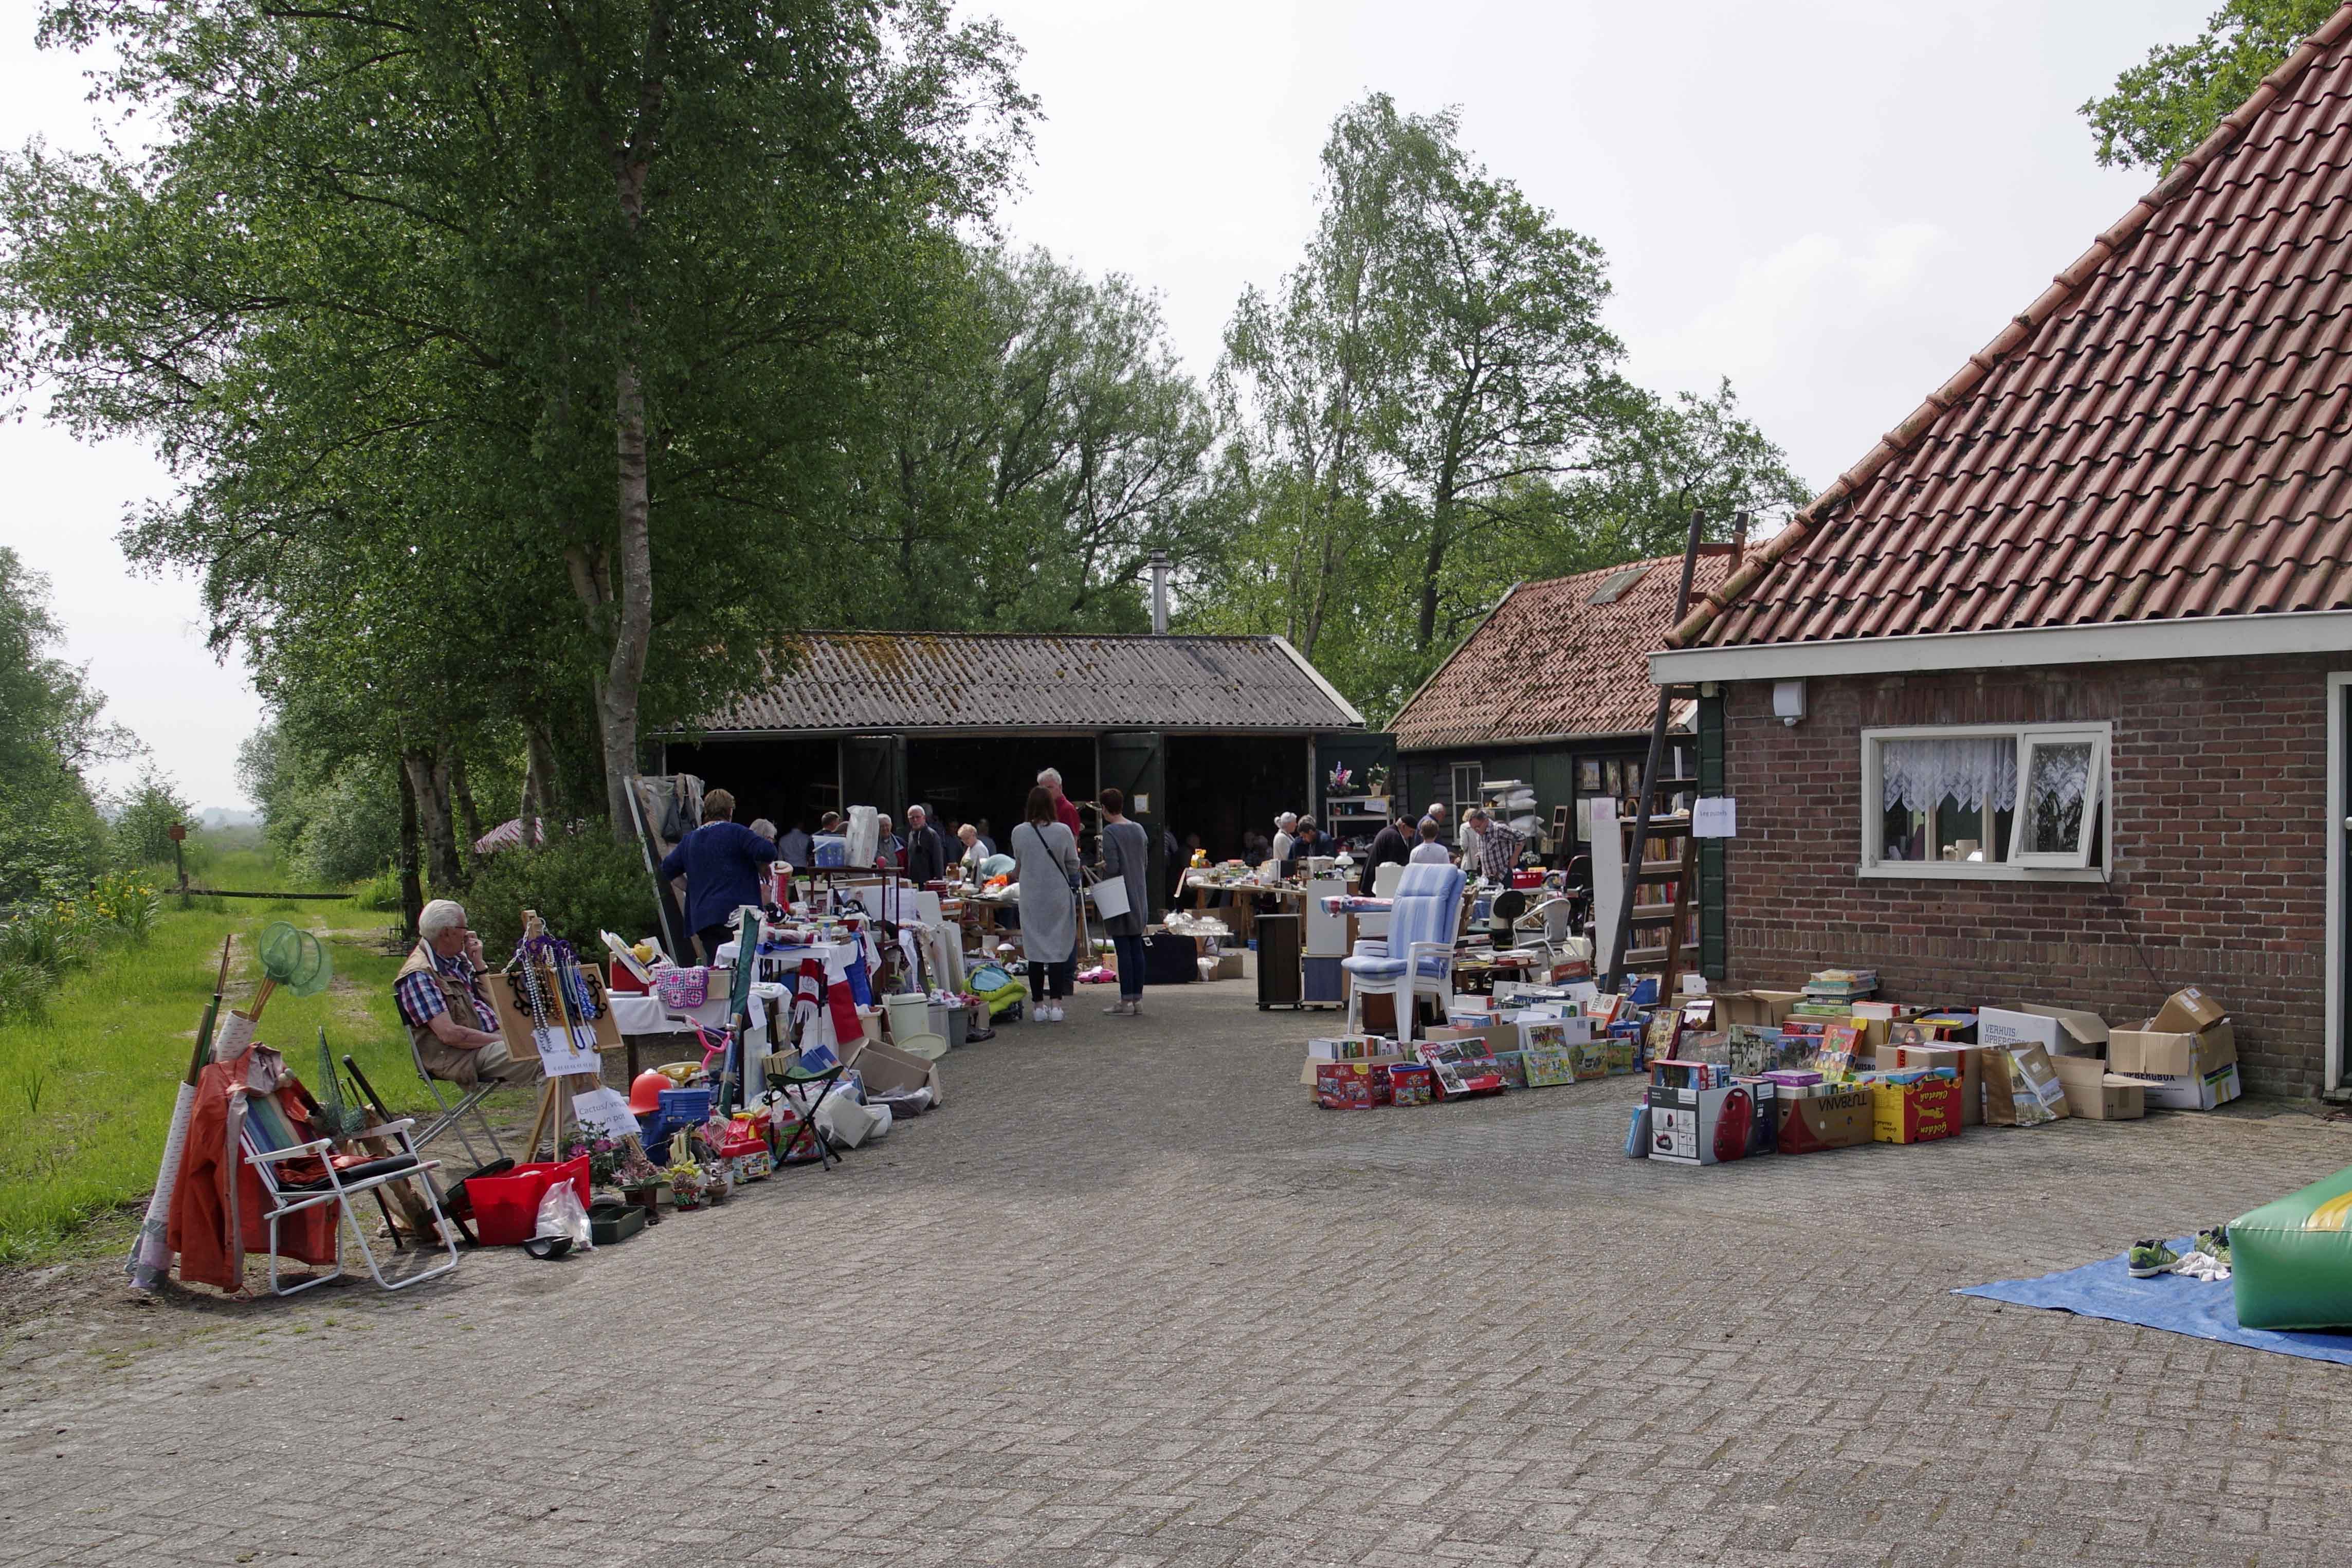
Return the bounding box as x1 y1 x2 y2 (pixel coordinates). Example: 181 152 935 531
1009 767 1150 1022
658 768 1157 1020
1354 798 1523 891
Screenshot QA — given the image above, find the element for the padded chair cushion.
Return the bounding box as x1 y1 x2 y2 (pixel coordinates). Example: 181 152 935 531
1342 956 1408 981
280 1154 419 1193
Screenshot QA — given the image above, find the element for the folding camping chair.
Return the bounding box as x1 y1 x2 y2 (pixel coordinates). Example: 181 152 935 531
410 1032 508 1166
1342 861 1466 1044
239 1102 460 1297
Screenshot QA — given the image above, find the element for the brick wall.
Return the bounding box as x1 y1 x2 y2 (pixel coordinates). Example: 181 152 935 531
1719 654 2338 1096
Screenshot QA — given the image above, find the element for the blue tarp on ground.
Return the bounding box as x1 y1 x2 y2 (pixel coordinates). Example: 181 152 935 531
1957 1237 2352 1366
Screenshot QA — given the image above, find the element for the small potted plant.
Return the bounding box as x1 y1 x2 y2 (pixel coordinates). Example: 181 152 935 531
666 1156 706 1210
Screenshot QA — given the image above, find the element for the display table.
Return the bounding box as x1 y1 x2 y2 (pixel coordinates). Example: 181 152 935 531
610 984 780 1091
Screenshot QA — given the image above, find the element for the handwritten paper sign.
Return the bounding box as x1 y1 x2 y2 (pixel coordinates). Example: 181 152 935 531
572 1086 643 1140
533 1023 603 1078
1692 797 1738 838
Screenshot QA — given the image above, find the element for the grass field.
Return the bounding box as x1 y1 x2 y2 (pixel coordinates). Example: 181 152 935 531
0 835 435 1262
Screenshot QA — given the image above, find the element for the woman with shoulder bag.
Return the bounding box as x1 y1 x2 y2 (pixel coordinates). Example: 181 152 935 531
1012 784 1082 1022
1096 788 1151 1017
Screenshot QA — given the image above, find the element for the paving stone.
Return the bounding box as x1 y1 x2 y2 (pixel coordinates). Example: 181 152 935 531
2 979 2349 1565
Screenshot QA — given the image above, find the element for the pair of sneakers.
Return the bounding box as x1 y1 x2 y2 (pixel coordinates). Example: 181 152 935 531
2128 1226 2232 1279
1032 1002 1065 1023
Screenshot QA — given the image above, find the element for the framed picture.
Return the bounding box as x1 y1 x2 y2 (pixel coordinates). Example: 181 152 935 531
1603 759 1622 795
1577 759 1602 793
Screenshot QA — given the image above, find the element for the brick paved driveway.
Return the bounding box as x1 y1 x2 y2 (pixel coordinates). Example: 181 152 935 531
4 975 2350 1567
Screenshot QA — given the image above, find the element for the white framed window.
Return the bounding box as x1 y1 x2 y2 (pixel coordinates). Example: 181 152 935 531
1450 762 1483 818
1859 722 2111 882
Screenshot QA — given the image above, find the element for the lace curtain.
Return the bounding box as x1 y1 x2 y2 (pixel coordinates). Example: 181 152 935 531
1879 737 2018 814
2022 741 2092 806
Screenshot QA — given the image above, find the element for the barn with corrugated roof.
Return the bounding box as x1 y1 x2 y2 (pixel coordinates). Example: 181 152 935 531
660 630 1366 910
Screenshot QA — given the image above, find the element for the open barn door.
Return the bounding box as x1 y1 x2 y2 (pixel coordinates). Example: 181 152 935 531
1097 731 1167 916
840 734 907 821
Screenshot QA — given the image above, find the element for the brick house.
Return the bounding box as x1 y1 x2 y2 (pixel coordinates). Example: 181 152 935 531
1649 11 2352 1097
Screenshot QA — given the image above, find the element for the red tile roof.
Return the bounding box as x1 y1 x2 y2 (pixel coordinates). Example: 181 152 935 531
1390 552 1740 751
1671 5 2352 651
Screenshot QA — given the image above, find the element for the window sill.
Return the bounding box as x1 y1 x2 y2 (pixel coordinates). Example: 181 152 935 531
1855 862 2109 885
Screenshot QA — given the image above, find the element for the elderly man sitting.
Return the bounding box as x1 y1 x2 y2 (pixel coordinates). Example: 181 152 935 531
393 899 541 1089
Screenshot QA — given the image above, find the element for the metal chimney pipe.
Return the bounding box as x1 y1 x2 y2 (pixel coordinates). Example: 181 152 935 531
1148 549 1170 634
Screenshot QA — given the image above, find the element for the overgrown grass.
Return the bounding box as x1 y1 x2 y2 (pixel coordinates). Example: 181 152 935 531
0 834 431 1262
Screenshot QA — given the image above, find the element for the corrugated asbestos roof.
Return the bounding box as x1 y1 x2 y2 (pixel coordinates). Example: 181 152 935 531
699 632 1364 734
1390 552 1740 752
1672 4 2352 651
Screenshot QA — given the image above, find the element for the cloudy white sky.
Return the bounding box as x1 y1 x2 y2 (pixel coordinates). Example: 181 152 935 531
1 0 2212 808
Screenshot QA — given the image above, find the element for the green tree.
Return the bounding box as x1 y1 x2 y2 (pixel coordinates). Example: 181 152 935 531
111 768 193 871
6 0 1034 838
1203 97 1808 723
0 548 125 898
2081 0 2338 171
842 246 1219 631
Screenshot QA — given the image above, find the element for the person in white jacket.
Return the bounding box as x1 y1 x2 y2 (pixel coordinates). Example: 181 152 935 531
1408 818 1454 866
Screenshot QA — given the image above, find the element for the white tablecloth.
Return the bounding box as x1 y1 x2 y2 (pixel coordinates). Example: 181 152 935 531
609 983 781 1098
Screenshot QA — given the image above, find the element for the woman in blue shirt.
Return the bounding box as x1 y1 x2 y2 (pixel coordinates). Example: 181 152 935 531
660 788 783 961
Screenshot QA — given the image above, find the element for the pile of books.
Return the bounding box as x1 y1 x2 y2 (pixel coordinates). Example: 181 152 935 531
1802 968 1879 1003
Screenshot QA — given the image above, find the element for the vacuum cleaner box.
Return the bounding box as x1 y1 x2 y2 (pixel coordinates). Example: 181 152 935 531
2109 1018 2235 1081
1774 1086 1874 1153
1645 1082 1766 1165
2110 1018 2241 1110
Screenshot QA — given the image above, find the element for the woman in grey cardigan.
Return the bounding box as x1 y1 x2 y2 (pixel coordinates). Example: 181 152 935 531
1096 788 1151 1016
1012 785 1082 1022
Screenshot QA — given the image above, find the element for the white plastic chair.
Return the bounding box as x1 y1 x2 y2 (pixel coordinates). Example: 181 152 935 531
240 1111 459 1297
1342 862 1465 1043
1372 861 1406 898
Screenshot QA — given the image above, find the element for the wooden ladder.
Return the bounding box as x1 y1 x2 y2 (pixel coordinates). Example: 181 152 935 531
1616 770 1699 1001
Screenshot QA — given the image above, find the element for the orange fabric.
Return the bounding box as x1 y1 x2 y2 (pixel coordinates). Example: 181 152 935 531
166 1055 337 1292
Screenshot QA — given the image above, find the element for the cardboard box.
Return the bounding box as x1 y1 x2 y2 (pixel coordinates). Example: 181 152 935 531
1209 950 1245 980
1884 1041 1984 1126
2045 1052 2147 1120
2152 986 2227 1035
1774 1086 1874 1153
2109 1019 2235 1080
840 1036 946 1108
1522 1038 1577 1087
1989 1004 2109 1055
1872 1077 1960 1144
1716 989 1804 1028
2109 1017 2241 1110
1646 1081 1768 1165
1315 1061 1385 1108
2123 1060 2241 1111
1299 1050 1406 1087
1983 1042 2070 1126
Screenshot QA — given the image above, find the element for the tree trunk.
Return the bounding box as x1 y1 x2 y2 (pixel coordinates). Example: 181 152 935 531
1416 512 1449 651
396 758 424 946
519 723 548 849
449 752 484 855
593 9 668 844
403 749 463 893
599 353 656 840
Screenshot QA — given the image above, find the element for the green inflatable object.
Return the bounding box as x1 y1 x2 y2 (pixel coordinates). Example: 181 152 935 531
2230 1163 2352 1331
